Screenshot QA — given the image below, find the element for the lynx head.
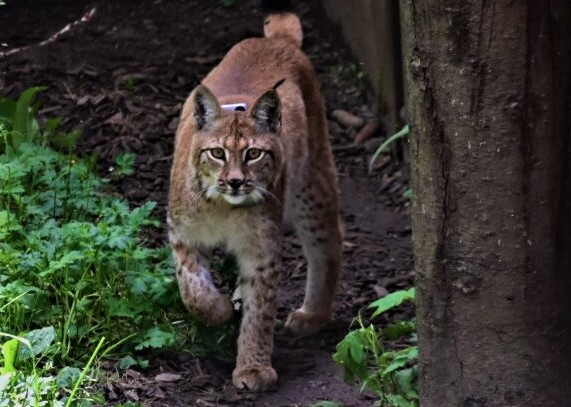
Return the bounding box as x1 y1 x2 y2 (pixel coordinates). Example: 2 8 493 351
185 84 284 207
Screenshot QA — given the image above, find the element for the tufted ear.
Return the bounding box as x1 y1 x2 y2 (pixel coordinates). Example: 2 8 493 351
250 88 281 134
191 85 221 130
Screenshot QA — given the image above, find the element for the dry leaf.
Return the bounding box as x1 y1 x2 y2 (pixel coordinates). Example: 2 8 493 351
155 372 182 383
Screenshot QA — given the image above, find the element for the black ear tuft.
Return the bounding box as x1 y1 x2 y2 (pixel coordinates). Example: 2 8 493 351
251 89 281 134
192 85 221 130
272 78 286 90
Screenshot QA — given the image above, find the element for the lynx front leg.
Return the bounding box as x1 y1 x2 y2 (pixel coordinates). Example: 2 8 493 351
232 248 280 391
169 228 232 327
286 181 342 336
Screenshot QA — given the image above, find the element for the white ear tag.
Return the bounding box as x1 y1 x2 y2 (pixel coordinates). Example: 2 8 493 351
221 103 248 112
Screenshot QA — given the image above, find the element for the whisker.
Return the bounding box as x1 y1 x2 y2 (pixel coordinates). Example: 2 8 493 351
256 186 282 207
202 185 220 200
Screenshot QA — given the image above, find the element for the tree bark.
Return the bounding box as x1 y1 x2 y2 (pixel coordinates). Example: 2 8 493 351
401 1 571 405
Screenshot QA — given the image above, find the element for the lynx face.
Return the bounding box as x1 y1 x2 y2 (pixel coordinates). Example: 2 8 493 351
187 85 284 207
196 120 281 206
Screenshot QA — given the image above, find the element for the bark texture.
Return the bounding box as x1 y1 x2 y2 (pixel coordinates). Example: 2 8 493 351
402 1 571 405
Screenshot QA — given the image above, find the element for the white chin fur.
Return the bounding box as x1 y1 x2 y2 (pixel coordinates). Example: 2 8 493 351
222 190 264 206
223 194 248 205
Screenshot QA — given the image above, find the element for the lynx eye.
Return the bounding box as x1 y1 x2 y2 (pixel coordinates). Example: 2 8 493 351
209 148 225 160
245 148 263 161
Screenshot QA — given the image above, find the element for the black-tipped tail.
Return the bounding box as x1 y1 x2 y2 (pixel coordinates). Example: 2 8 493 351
261 0 293 13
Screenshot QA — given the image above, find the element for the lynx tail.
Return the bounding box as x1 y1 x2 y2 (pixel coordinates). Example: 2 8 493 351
263 12 303 48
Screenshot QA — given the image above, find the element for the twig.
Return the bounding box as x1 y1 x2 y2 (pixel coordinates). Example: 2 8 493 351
0 8 96 58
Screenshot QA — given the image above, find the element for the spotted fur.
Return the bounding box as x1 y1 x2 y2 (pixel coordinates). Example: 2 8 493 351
168 12 342 391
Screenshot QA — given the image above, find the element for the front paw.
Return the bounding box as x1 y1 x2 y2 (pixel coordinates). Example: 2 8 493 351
232 365 277 391
285 309 331 336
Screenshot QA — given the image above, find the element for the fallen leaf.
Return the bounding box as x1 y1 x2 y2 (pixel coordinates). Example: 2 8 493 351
155 372 182 383
105 111 124 125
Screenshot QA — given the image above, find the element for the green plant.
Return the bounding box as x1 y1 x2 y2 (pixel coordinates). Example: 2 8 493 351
114 152 136 176
0 88 235 404
65 337 105 407
369 124 411 200
333 288 418 407
330 63 365 88
0 328 102 406
0 86 45 152
0 86 82 155
369 124 410 173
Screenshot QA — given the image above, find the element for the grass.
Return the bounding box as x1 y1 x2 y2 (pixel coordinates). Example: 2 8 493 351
0 88 237 404
368 125 410 174
369 124 412 200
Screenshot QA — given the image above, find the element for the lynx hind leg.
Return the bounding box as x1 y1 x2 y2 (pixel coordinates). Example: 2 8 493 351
169 232 232 326
285 179 342 336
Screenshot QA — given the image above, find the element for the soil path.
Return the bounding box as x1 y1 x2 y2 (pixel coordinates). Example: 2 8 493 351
1 1 412 405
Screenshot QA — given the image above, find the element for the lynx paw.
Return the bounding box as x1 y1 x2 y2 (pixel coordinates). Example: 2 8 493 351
232 365 278 392
285 309 331 336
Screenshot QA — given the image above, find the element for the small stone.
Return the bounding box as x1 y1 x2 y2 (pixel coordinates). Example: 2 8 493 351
331 109 365 129
354 119 381 144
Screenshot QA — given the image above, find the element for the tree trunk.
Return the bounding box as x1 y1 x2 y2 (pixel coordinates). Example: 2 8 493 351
401 1 571 405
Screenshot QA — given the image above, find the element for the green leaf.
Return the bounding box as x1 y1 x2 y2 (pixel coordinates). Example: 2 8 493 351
107 232 130 250
1 338 20 373
335 329 365 365
386 394 417 407
66 324 89 339
118 355 138 370
0 210 21 240
115 153 136 176
368 287 415 318
13 86 47 149
56 366 81 389
369 124 410 172
395 367 419 401
49 129 82 150
332 327 376 383
130 276 148 296
137 359 149 369
0 98 16 124
135 327 176 350
18 326 56 361
383 320 417 341
46 250 83 273
382 346 418 377
107 298 139 318
403 188 413 200
44 116 62 132
127 201 157 227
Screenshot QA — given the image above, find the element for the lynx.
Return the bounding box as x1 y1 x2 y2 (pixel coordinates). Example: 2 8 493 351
167 12 342 391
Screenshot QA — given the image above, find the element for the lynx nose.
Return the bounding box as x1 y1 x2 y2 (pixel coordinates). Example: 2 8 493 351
228 178 244 190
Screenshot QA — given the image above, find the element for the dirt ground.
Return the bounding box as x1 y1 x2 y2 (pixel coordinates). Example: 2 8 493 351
0 1 412 405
